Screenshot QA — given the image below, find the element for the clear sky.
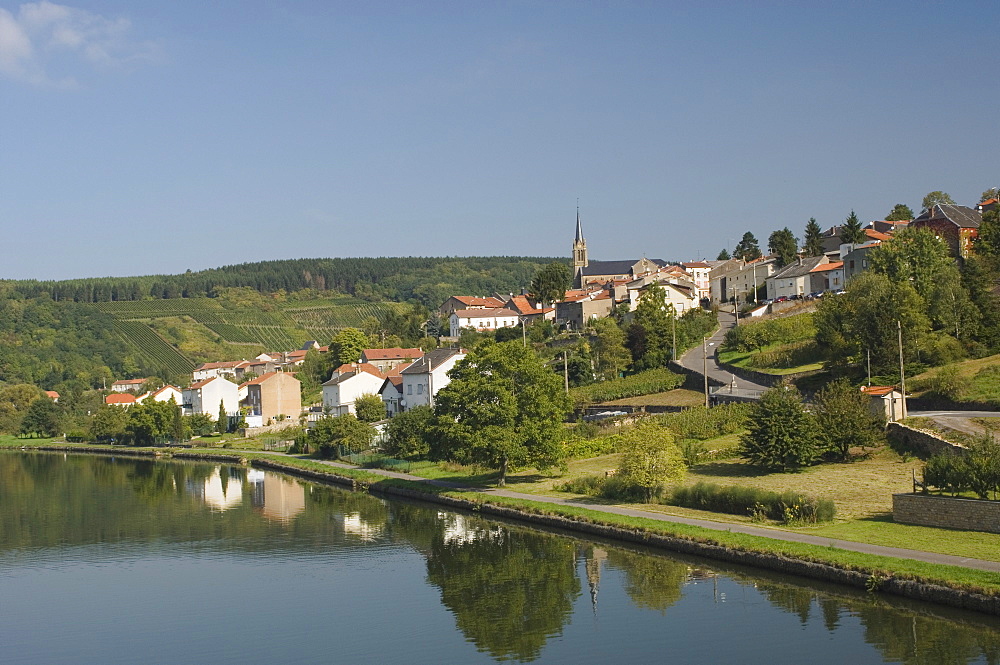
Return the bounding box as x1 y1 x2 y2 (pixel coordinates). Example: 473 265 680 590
2 1 998 280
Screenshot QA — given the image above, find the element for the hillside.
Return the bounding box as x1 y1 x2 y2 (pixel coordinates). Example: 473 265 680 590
0 255 565 391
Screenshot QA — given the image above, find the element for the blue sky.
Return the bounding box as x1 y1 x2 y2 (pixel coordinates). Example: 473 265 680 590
2 1 998 280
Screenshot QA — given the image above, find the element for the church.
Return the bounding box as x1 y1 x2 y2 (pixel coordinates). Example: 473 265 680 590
571 210 668 288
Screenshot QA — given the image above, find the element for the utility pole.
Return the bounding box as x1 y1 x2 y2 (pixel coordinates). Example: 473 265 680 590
521 317 526 347
866 348 871 387
563 351 569 393
898 320 907 419
671 313 677 362
703 337 711 408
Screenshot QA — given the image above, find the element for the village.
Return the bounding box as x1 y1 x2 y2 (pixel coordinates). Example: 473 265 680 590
96 196 996 436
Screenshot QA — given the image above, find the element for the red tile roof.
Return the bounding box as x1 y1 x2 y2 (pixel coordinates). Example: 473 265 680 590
452 296 505 308
861 385 898 397
195 361 245 371
865 229 891 241
683 261 710 268
452 307 521 318
809 261 844 273
334 363 384 379
105 393 136 405
112 378 148 386
362 347 424 361
45 391 59 399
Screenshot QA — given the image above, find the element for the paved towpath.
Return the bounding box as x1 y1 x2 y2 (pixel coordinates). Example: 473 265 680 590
259 452 1000 574
676 310 769 392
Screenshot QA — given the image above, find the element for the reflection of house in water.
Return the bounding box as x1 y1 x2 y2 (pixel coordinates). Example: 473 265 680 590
339 513 383 542
438 512 503 545
247 470 306 522
186 467 243 511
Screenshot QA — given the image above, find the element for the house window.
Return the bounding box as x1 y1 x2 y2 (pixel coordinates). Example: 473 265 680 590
417 384 424 395
849 260 855 270
407 385 412 395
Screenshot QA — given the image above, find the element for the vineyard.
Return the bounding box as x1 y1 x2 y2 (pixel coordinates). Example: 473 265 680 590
89 296 405 376
111 320 196 375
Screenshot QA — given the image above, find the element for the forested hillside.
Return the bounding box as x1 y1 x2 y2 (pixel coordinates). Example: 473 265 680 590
0 256 563 392
5 256 560 308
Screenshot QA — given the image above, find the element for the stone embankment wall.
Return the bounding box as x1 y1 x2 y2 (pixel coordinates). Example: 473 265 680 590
894 493 1000 534
885 422 965 457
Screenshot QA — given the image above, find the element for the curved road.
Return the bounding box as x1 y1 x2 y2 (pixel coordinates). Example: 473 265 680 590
676 309 769 392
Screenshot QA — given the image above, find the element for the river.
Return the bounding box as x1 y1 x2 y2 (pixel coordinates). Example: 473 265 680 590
2 451 999 664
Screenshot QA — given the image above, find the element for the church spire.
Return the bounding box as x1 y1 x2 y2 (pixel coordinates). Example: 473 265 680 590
572 205 588 288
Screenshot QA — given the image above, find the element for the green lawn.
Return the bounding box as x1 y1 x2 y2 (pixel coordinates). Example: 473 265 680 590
601 388 705 407
718 348 824 375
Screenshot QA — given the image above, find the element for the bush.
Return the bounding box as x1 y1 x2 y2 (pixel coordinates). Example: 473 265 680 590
923 435 1000 499
746 340 822 370
562 433 621 459
723 314 815 353
920 365 972 401
669 481 835 523
569 368 684 409
656 403 751 440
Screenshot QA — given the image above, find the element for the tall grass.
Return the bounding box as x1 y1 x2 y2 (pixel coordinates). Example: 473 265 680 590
670 481 835 523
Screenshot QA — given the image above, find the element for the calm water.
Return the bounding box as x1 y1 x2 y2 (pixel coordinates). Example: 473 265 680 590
2 452 1000 664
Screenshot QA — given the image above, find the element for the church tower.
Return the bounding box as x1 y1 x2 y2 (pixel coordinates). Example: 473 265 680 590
572 207 588 288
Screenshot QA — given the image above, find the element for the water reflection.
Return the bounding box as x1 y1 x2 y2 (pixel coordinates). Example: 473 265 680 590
4 451 1000 665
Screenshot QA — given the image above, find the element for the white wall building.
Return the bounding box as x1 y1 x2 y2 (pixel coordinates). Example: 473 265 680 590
182 377 240 417
399 348 466 410
449 308 520 337
322 366 386 417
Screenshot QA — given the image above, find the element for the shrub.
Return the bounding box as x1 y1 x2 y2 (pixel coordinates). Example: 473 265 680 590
723 314 815 353
920 365 971 401
745 340 822 370
562 433 621 459
569 368 684 409
669 481 835 523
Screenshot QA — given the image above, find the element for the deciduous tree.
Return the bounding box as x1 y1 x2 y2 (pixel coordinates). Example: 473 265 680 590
384 405 434 459
740 384 819 471
433 341 570 486
885 203 914 221
529 262 572 306
812 379 885 461
19 398 62 438
591 317 630 380
354 393 385 423
922 191 955 210
310 413 374 458
329 328 371 366
616 422 686 501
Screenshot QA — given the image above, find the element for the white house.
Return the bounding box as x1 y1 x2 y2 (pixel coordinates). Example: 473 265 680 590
449 308 520 337
624 277 699 315
766 256 829 301
137 385 183 405
379 376 405 418
182 377 240 417
192 361 249 382
111 378 149 393
709 257 777 304
681 261 713 300
400 348 466 409
322 365 386 416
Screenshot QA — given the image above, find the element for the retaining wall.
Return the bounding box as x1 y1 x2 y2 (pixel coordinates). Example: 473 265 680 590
885 422 965 457
894 493 1000 534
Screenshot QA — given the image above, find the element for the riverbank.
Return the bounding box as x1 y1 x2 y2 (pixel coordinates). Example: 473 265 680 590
10 441 1000 616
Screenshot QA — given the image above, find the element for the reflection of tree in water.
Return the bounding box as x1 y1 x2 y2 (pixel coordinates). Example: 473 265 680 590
424 518 579 662
856 606 1000 665
754 576 1000 665
602 547 688 614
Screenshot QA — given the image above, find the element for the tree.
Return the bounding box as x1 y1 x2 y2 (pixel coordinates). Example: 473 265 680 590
217 400 228 434
813 271 930 372
616 422 686 501
629 284 672 369
591 318 630 380
733 232 762 261
922 191 955 210
803 218 823 257
716 248 731 260
354 393 385 423
982 188 1000 203
123 400 175 445
89 405 128 442
170 398 187 443
885 203 914 221
740 384 819 471
433 341 570 486
839 210 864 244
19 398 62 438
310 414 374 458
768 227 799 267
384 405 434 459
812 379 885 461
529 262 572 306
329 328 370 366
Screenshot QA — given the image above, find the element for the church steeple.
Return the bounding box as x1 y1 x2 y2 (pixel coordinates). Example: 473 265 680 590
572 206 588 288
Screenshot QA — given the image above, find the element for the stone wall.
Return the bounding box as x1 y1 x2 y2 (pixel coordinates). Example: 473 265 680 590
885 422 965 457
894 493 1000 534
